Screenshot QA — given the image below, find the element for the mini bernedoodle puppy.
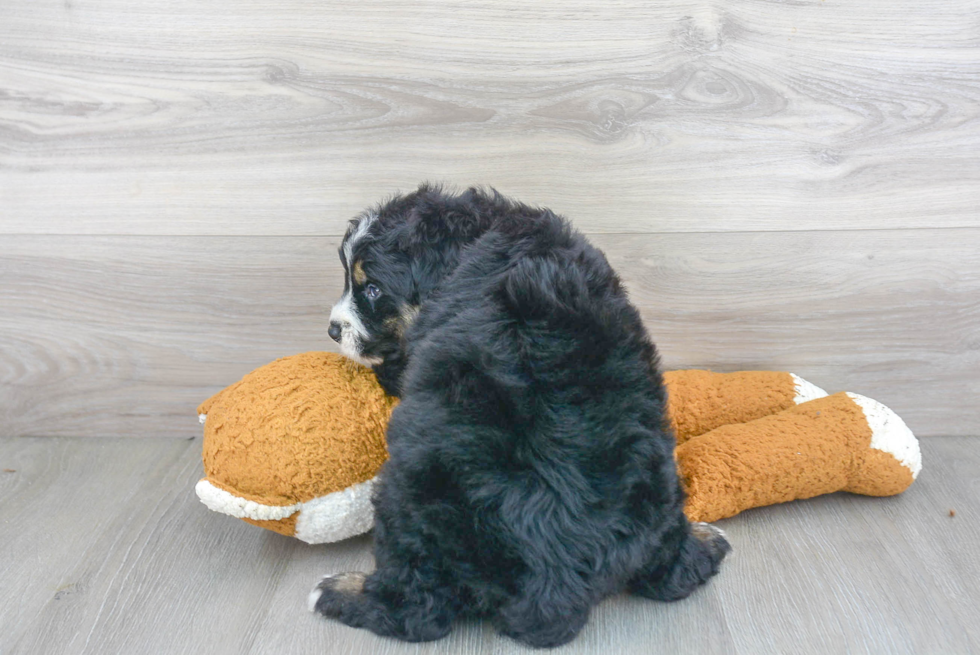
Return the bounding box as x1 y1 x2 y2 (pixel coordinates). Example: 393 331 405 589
310 184 730 648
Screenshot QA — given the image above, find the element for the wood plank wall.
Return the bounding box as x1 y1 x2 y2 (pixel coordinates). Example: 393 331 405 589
2 0 978 438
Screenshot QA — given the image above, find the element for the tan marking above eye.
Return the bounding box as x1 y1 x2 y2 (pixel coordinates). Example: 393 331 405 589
352 260 367 285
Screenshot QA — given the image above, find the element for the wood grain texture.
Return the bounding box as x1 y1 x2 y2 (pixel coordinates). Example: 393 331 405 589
1 0 978 234
1 436 977 654
1 230 977 439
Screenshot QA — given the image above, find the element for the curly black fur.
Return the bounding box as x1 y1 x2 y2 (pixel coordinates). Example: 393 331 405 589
313 185 730 648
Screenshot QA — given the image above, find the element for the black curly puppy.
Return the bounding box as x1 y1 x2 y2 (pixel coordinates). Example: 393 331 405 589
311 185 730 648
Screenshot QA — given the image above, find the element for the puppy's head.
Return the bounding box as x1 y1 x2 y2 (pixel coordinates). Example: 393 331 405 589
328 212 420 367
328 185 499 376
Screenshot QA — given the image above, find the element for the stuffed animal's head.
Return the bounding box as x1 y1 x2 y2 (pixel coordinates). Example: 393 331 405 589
195 352 397 543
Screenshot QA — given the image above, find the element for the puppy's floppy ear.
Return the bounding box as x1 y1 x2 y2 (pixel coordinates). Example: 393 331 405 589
401 184 495 246
408 253 445 303
385 184 504 302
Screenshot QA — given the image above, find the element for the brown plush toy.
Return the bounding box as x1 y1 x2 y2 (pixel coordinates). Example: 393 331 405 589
196 352 921 543
195 353 397 543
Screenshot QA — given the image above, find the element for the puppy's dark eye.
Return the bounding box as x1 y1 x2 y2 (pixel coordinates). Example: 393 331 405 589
364 283 382 300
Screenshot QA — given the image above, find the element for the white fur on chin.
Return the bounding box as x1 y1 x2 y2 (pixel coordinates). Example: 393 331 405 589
339 346 383 367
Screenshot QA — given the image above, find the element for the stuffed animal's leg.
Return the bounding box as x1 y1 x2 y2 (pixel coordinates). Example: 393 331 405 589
309 567 456 642
664 370 827 444
678 392 922 523
627 521 731 602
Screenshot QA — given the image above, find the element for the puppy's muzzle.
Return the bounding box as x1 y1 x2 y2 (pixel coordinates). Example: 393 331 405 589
328 321 343 343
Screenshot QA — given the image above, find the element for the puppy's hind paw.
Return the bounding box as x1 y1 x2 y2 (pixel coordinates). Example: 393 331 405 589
690 521 732 562
309 572 367 615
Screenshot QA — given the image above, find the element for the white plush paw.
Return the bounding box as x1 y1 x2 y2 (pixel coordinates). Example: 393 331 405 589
792 375 828 404
846 393 922 479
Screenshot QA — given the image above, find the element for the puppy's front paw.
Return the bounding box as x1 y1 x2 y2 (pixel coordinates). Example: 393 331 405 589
309 572 367 615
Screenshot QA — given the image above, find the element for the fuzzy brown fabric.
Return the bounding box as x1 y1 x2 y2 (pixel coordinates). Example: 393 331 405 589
664 370 799 444
677 392 915 523
197 358 916 538
199 352 397 512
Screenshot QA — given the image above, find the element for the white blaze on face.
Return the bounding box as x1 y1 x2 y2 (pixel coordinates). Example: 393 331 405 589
330 214 382 366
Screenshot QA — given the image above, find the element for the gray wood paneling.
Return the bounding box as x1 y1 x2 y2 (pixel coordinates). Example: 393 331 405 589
2 230 977 438
2 0 978 235
0 235 342 439
1 436 977 654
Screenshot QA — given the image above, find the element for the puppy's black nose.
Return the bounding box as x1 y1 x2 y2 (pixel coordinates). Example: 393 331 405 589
328 321 343 343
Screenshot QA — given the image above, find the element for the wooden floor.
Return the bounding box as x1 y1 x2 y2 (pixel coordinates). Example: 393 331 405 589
1 435 977 655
